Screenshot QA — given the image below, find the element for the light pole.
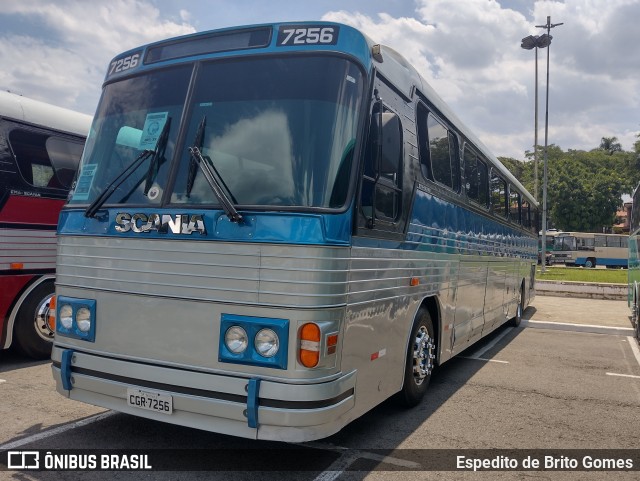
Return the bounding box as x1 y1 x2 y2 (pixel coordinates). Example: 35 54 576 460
520 33 552 201
521 17 562 273
536 16 563 274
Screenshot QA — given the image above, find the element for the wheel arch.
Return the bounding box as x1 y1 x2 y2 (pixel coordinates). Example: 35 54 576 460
2 274 55 350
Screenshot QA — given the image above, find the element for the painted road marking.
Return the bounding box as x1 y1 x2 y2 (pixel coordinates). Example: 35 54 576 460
469 327 513 359
523 319 634 336
0 379 6 384
460 357 509 364
606 372 640 379
628 336 640 368
0 411 115 451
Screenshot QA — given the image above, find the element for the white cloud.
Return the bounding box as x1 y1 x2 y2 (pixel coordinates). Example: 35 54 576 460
324 0 640 158
0 0 194 114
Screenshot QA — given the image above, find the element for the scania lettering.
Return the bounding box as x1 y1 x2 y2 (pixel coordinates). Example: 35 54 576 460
51 22 538 441
114 213 206 234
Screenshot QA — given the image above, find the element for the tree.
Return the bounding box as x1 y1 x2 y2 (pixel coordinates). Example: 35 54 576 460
599 136 622 155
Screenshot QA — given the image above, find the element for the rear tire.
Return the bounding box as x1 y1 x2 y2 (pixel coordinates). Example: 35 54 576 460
509 285 525 327
13 282 55 359
394 309 436 407
584 258 596 268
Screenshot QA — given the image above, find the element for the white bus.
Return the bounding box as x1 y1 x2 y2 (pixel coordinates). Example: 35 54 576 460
550 231 628 268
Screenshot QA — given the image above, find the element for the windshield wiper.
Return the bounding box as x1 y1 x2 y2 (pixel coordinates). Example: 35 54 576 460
84 149 154 218
186 116 242 223
188 146 243 223
84 118 172 218
143 117 171 195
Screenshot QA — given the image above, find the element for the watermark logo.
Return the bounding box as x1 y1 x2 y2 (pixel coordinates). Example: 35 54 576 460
7 451 39 470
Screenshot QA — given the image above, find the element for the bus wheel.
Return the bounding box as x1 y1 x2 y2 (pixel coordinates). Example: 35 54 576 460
584 258 596 268
13 282 55 359
509 285 525 327
395 309 435 407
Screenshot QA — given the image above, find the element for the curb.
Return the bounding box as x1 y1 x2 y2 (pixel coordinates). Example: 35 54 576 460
535 280 626 300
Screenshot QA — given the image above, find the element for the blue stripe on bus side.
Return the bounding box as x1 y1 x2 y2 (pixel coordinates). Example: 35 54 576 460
395 188 536 258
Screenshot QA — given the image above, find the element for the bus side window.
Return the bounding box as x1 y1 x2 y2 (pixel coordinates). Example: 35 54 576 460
522 200 531 228
9 128 83 190
464 147 489 208
477 158 489 207
491 171 507 218
463 147 478 200
510 188 521 224
425 113 459 191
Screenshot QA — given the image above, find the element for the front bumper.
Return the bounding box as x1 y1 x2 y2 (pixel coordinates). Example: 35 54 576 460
51 345 356 442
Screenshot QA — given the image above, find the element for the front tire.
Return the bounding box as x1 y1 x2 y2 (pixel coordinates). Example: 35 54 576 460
13 282 55 359
395 309 436 407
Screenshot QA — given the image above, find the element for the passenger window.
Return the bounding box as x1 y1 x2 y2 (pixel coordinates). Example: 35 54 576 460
9 128 84 189
491 172 507 218
464 147 488 207
522 200 531 228
417 104 460 191
510 188 521 224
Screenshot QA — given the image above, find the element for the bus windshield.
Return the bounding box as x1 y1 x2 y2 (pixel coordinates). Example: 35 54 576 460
70 56 364 209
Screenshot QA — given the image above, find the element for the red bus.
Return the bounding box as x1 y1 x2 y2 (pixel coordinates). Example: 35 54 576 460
0 91 91 358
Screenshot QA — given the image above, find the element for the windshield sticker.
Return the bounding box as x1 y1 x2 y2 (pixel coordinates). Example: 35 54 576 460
72 163 98 201
139 112 168 150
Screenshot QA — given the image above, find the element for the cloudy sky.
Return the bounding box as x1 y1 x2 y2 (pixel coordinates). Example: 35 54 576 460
0 0 638 160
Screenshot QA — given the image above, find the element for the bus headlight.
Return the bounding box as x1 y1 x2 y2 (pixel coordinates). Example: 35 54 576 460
225 326 248 354
255 328 279 358
219 314 289 369
76 307 92 332
56 296 96 342
59 305 73 330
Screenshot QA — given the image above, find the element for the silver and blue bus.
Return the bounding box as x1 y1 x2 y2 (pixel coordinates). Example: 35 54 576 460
51 22 538 441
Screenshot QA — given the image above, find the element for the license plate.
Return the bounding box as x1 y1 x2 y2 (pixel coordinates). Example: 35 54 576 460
126 388 173 415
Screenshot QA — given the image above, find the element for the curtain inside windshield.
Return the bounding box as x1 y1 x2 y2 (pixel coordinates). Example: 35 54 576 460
172 56 363 208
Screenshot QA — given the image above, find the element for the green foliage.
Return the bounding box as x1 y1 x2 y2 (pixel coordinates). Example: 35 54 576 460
536 266 627 284
502 138 640 233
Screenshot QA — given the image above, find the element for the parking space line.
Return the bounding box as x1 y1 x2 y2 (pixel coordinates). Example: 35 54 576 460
523 319 634 336
468 327 513 359
606 372 640 379
0 379 6 384
628 337 640 368
460 356 509 364
0 411 115 451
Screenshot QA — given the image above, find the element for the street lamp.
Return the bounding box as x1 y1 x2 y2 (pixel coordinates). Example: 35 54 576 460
521 17 562 274
520 33 552 203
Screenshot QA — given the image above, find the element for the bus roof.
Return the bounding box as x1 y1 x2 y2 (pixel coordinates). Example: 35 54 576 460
0 90 92 137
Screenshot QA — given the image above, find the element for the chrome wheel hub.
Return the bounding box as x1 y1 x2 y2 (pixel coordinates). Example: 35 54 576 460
34 294 55 341
412 326 435 385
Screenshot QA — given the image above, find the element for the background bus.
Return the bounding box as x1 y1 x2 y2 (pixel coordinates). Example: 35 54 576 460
628 186 640 340
51 22 538 441
538 228 563 265
550 231 628 268
0 91 91 359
